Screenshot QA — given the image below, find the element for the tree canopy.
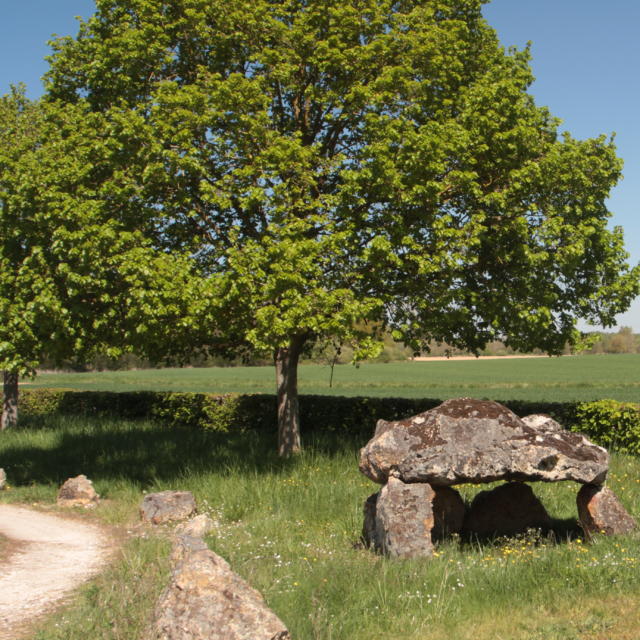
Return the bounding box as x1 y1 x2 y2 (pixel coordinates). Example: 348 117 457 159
0 86 203 427
43 0 639 452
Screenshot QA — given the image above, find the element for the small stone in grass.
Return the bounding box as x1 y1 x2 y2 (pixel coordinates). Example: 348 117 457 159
140 491 197 524
57 475 99 507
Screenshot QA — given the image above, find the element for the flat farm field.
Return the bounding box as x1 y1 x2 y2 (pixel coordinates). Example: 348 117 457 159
26 353 640 403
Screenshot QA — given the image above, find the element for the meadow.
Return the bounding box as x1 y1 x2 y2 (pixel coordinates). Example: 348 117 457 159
25 353 640 403
2 355 640 639
0 413 639 640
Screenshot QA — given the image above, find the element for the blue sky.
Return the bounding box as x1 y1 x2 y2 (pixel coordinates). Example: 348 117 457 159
483 0 640 331
1 0 639 331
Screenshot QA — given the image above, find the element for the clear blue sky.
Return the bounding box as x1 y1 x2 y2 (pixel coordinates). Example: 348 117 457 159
1 0 639 331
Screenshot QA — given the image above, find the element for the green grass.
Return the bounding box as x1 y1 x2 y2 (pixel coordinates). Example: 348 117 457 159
26 354 640 402
1 415 640 639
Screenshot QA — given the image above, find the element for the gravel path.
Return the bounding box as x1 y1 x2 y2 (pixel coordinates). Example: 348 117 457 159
0 504 112 639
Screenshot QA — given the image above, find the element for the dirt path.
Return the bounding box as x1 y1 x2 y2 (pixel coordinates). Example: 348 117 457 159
0 504 112 639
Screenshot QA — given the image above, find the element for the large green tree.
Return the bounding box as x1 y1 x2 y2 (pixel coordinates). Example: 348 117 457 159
45 0 639 454
0 86 203 428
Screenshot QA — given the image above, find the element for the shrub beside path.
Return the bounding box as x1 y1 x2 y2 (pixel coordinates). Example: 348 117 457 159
0 504 112 639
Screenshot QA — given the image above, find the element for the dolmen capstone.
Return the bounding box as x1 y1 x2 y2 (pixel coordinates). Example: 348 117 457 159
359 398 637 558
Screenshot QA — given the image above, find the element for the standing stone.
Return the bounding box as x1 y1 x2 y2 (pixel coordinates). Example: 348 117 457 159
363 484 465 549
362 492 381 550
57 475 99 507
152 535 290 640
359 398 608 486
431 486 466 540
140 491 197 524
0 468 6 490
464 482 552 538
375 477 435 559
577 484 638 537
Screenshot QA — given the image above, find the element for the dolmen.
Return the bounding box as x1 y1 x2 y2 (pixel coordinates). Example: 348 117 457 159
359 398 637 558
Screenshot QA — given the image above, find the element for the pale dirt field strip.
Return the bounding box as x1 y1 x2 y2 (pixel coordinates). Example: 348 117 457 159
0 504 111 640
412 355 551 361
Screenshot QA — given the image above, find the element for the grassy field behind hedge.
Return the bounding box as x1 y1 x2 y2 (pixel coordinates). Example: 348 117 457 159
24 353 640 403
1 415 640 639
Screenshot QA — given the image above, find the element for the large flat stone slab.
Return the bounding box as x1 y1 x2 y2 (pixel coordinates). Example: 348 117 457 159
359 398 608 486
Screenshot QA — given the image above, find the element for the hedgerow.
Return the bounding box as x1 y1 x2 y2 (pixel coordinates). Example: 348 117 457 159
20 389 638 451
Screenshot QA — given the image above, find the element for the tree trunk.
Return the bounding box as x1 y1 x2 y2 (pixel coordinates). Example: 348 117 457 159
2 370 18 430
275 336 305 456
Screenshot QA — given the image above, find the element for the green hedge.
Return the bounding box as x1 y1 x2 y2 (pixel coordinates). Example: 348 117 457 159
18 389 640 452
570 399 640 455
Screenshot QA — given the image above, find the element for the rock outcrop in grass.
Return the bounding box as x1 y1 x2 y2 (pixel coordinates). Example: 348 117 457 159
151 516 290 640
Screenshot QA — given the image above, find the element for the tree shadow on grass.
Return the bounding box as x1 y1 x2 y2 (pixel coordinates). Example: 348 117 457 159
2 420 281 487
0 416 366 488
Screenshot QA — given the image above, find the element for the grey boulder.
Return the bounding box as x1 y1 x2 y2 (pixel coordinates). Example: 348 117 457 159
140 491 197 524
57 474 99 507
374 477 435 558
577 484 638 538
175 514 215 538
152 535 290 640
359 398 608 486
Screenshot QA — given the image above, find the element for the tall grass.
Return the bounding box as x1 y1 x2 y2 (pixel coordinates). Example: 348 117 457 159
1 415 639 639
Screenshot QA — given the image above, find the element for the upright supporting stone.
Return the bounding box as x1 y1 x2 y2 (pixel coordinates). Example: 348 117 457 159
577 484 638 538
375 477 435 559
362 492 381 550
431 486 466 540
464 482 552 538
363 483 465 551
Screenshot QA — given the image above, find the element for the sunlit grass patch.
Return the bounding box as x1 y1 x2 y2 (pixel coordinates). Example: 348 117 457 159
1 416 639 639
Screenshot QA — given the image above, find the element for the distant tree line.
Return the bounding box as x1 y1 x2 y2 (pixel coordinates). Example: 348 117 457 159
580 327 640 355
37 326 638 372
